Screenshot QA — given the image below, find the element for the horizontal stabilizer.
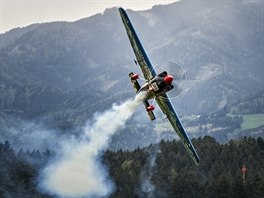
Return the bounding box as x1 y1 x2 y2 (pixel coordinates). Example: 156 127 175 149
129 72 141 92
143 100 156 121
147 110 155 121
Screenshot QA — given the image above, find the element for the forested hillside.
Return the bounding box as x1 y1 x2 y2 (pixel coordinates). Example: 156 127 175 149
1 136 264 197
1 0 263 149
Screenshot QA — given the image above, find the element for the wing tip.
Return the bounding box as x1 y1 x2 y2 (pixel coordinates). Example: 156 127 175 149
118 7 125 13
192 148 200 166
118 7 128 20
195 158 200 166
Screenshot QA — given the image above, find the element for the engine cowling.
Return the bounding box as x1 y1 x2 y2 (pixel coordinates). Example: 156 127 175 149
164 75 173 84
147 105 155 111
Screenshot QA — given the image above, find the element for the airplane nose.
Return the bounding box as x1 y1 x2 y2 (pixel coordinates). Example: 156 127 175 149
164 75 173 84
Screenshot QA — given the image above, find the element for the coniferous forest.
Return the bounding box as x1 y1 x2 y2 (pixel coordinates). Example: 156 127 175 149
1 136 264 198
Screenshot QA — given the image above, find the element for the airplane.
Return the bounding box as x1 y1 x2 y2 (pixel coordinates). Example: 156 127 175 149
118 8 200 165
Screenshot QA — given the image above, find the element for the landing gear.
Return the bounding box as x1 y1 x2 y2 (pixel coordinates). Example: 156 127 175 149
147 105 155 111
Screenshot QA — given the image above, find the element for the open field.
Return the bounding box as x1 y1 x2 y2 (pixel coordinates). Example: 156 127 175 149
241 114 264 130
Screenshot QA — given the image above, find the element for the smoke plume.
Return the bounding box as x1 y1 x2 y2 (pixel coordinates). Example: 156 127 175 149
38 92 146 197
136 143 159 198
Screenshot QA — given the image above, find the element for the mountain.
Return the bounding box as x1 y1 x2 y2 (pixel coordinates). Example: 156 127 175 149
0 0 263 149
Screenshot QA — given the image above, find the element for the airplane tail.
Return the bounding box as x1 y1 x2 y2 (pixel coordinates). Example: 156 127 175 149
129 72 156 121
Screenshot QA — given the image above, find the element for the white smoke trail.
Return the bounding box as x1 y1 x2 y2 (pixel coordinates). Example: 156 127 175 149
136 143 159 198
38 92 146 197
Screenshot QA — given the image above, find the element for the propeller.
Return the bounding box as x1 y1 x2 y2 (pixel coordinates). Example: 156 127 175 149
156 60 191 100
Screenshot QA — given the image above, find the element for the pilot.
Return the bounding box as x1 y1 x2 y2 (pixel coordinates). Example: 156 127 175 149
148 71 174 94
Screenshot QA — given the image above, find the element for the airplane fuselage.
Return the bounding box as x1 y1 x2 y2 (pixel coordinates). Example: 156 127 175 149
138 72 174 100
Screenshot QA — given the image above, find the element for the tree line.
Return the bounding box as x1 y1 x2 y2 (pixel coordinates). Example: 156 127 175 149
1 136 264 197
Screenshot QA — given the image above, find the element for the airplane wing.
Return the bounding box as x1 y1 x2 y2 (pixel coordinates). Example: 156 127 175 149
119 7 200 165
119 7 156 81
156 93 200 165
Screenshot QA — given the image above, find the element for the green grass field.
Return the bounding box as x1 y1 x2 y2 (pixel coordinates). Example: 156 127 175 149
241 114 264 130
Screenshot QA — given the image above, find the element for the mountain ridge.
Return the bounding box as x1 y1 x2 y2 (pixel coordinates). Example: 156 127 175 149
0 0 263 149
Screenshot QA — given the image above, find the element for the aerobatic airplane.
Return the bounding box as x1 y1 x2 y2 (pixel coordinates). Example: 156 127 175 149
119 8 200 165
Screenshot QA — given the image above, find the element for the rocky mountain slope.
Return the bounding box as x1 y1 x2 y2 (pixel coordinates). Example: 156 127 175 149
0 0 263 149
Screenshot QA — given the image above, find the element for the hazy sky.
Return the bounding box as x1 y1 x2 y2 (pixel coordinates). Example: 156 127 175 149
1 0 178 33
